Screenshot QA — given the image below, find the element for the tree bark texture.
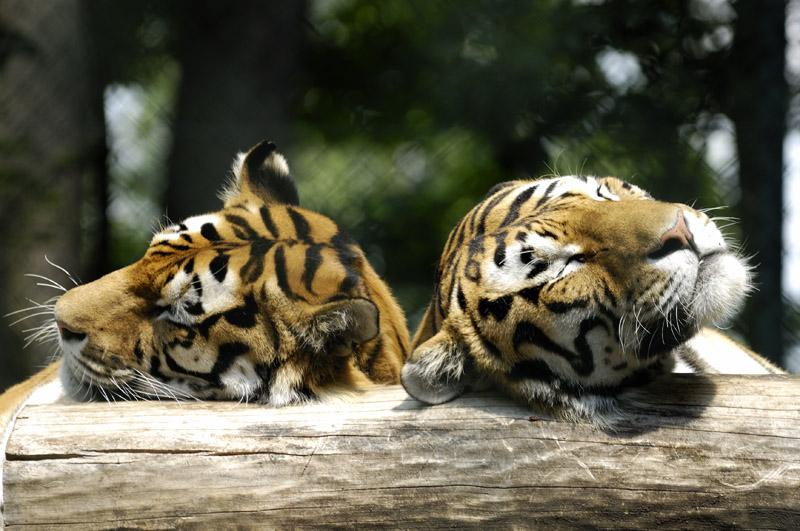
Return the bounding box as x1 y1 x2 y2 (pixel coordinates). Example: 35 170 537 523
3 375 799 529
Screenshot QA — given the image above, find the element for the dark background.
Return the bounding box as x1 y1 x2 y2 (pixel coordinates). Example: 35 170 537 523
1 0 798 391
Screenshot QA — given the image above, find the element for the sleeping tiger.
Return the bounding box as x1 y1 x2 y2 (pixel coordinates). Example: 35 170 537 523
401 175 783 424
1 140 409 422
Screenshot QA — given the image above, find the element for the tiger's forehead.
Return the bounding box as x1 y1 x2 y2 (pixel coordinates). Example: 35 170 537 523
464 176 650 240
152 214 221 244
487 175 650 206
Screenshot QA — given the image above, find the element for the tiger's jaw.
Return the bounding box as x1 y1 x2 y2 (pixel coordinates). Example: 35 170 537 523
54 283 253 403
617 209 751 361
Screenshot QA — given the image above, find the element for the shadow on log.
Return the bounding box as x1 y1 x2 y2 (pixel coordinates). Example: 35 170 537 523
3 374 799 529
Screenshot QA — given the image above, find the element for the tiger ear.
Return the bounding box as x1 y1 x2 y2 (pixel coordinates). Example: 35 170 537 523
223 140 300 207
401 330 468 404
303 298 380 352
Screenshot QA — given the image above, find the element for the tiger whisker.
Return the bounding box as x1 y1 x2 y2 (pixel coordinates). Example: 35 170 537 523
132 369 199 402
24 274 69 293
7 310 56 328
44 256 81 286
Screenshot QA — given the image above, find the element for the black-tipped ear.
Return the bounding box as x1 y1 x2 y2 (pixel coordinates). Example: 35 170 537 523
228 140 300 207
401 330 468 404
305 298 380 352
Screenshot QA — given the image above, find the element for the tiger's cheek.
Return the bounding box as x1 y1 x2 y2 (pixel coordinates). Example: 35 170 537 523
161 337 217 374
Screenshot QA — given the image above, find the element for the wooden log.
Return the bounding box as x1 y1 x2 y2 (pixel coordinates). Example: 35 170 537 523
3 374 800 529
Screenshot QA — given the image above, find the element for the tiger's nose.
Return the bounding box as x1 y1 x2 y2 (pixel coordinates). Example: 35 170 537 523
57 321 87 342
649 211 697 259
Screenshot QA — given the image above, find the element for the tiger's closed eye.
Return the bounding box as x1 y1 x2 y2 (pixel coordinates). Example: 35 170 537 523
520 249 538 265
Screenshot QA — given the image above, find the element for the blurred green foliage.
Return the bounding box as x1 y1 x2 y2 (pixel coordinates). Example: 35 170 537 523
290 0 754 328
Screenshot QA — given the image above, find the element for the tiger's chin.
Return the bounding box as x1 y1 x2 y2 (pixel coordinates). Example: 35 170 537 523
59 361 213 402
691 251 752 326
631 251 750 361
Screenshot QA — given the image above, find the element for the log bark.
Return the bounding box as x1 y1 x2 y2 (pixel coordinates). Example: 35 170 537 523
3 374 800 529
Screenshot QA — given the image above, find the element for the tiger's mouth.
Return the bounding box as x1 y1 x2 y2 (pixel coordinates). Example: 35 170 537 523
59 348 215 402
631 247 747 360
633 303 697 360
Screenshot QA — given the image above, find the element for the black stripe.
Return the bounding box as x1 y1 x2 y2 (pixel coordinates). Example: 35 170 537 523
184 301 204 316
274 245 293 298
444 214 470 258
499 184 537 228
331 231 363 295
477 186 517 235
254 358 281 400
214 342 250 376
331 231 360 264
478 295 513 321
456 284 467 311
288 208 312 243
517 285 543 305
493 232 507 268
509 358 659 398
545 299 588 314
191 273 203 297
573 317 606 375
224 293 258 329
152 241 191 253
134 337 144 360
466 312 504 359
526 261 547 279
482 181 516 201
534 180 560 209
240 239 272 284
512 320 594 376
165 322 196 350
225 214 260 240
201 223 221 242
259 206 279 238
513 320 573 361
360 336 384 380
601 283 617 308
244 141 300 206
198 314 222 339
302 244 322 294
464 234 484 282
509 358 559 383
261 307 282 354
393 329 409 360
338 274 359 295
210 253 229 283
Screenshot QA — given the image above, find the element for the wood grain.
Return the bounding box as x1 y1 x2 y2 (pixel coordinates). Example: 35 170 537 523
3 374 799 529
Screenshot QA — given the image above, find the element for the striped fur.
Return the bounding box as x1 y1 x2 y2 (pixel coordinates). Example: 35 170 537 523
51 141 409 404
401 175 782 425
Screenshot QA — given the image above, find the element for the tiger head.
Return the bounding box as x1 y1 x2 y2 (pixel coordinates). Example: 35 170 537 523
54 141 409 404
401 176 750 421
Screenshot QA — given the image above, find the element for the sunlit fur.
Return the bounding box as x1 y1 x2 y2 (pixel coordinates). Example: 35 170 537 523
401 175 783 426
16 141 409 406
